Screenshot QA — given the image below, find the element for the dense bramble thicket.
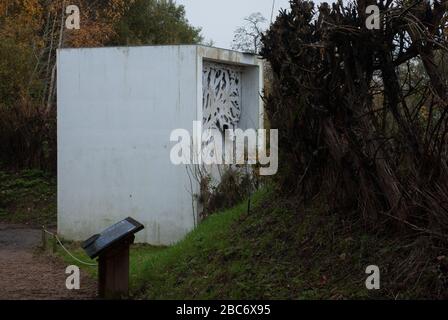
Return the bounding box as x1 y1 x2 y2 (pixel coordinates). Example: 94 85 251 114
262 0 448 241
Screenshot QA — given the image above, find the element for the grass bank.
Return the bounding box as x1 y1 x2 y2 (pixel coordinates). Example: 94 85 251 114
55 190 266 298
31 175 447 299
58 186 448 299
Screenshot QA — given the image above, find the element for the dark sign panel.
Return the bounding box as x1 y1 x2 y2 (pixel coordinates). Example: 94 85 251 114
82 217 144 259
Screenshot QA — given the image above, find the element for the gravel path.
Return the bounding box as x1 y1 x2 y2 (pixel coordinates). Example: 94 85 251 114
0 224 97 300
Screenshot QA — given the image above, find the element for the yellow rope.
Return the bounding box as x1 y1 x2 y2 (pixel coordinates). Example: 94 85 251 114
42 228 97 267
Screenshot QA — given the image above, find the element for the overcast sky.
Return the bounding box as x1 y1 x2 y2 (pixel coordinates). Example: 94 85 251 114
176 0 336 49
176 0 292 49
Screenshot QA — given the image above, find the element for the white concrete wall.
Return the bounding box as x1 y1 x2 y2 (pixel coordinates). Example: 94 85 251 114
58 45 199 245
57 45 263 245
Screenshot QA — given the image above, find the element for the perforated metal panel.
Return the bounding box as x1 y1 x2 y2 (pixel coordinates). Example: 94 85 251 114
202 62 242 133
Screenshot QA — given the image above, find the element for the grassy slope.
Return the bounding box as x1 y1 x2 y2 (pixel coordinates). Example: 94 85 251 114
132 188 377 300
133 190 268 299
57 187 447 299
133 187 446 299
0 169 56 226
6 168 442 299
56 191 266 299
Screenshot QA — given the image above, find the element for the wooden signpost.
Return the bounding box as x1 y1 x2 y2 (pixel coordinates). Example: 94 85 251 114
82 217 144 299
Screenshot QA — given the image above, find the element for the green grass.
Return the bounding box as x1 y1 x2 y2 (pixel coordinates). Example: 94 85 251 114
132 190 267 299
3 167 442 298
131 187 446 299
53 239 167 291
53 185 446 299
53 189 267 299
0 169 56 226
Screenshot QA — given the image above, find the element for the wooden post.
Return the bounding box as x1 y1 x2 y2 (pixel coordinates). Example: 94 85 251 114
52 235 57 253
41 228 47 251
98 235 135 299
81 217 144 300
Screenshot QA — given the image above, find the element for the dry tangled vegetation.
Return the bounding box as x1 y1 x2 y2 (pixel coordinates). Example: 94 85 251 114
259 0 448 297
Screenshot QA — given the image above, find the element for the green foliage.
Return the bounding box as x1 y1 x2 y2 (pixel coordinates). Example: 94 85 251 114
0 39 34 107
111 0 203 46
0 169 56 226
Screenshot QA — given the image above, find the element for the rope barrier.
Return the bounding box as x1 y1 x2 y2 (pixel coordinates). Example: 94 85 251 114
42 228 97 267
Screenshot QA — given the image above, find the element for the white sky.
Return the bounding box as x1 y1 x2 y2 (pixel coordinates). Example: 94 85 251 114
176 0 293 49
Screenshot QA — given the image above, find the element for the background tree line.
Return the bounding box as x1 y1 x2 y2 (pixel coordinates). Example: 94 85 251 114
0 0 202 171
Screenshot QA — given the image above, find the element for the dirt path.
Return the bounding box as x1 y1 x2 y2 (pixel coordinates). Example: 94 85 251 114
0 224 97 299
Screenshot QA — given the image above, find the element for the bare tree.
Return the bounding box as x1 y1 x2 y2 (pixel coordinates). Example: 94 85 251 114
232 12 267 54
